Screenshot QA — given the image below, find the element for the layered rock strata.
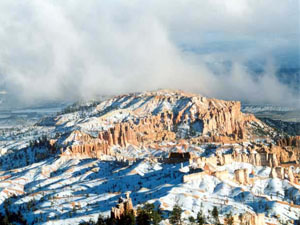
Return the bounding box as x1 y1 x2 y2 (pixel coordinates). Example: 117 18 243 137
59 90 266 158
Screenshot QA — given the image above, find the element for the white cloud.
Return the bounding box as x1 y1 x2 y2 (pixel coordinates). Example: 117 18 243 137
0 0 299 107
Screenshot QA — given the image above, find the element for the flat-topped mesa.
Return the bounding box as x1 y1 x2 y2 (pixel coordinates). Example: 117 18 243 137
95 91 261 147
59 90 269 158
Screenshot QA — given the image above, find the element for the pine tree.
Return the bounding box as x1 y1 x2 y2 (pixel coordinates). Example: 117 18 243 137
169 204 182 225
212 206 220 225
136 207 151 225
96 214 106 225
188 216 196 223
119 211 135 225
152 208 162 225
136 203 162 225
197 210 206 225
105 217 117 225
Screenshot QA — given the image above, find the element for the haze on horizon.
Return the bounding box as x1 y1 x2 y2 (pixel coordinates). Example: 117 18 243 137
0 0 299 108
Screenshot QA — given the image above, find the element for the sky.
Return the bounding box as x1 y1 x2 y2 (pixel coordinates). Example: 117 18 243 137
0 0 299 108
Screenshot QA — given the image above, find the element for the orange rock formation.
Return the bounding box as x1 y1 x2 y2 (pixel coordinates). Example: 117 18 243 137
111 192 134 220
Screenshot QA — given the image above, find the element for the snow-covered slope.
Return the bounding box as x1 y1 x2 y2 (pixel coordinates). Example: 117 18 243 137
0 90 299 225
0 157 299 224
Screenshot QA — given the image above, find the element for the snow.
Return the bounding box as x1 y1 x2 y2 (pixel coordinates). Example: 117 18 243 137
0 148 298 224
0 93 298 224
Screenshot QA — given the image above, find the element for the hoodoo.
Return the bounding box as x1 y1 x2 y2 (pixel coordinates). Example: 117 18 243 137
59 90 266 158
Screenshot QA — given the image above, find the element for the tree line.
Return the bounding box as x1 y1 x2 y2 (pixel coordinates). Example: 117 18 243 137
79 203 233 225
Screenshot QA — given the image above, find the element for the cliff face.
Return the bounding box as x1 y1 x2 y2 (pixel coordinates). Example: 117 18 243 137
269 167 296 183
191 151 279 168
234 168 250 185
58 90 268 158
276 136 300 148
114 91 254 140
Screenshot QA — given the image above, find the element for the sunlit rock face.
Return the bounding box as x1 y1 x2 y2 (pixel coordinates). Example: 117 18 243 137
58 90 264 158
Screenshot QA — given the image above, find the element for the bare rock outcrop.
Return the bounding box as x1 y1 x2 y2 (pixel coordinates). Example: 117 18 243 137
95 90 263 148
98 115 175 148
64 130 93 144
232 152 278 167
286 167 296 183
60 90 270 159
276 136 300 148
62 139 111 158
111 192 134 220
191 150 280 169
268 145 297 164
234 169 250 185
269 167 284 179
233 213 265 225
213 170 229 181
269 166 297 184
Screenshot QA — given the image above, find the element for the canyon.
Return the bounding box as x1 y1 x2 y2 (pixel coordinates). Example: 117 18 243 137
0 90 299 225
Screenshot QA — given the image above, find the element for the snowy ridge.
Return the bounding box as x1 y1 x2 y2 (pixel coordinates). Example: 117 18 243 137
0 157 299 224
0 90 299 224
242 104 297 113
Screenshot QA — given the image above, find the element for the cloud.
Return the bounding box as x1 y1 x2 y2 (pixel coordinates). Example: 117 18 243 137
0 0 299 107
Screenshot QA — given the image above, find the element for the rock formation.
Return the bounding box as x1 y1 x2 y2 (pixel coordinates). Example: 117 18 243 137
190 150 280 169
234 213 265 225
286 167 296 183
276 136 300 148
61 132 112 158
111 192 134 220
183 171 207 183
268 166 297 183
234 169 250 185
213 170 229 181
63 130 93 144
269 167 284 179
59 90 268 159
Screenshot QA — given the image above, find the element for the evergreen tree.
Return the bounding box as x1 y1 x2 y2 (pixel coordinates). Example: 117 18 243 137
105 217 117 225
136 207 151 225
196 210 206 225
212 206 220 225
169 204 182 225
136 203 162 225
188 216 196 223
79 219 96 225
96 214 106 225
152 208 162 225
119 211 135 225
